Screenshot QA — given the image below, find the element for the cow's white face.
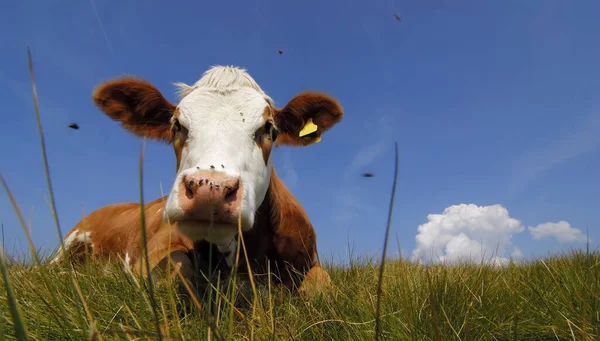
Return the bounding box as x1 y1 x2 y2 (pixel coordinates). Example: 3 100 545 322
163 68 278 242
92 65 343 246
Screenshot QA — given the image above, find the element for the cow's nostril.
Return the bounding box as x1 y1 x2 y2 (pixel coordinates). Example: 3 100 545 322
224 181 240 200
224 188 237 200
184 179 195 199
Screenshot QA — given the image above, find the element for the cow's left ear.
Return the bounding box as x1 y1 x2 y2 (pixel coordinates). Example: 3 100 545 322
93 77 176 143
274 92 343 147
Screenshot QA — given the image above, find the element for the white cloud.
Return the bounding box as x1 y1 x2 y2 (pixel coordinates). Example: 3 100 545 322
528 221 587 243
411 204 525 264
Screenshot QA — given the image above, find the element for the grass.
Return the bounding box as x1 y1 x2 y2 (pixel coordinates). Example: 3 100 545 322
1 47 600 340
0 250 599 340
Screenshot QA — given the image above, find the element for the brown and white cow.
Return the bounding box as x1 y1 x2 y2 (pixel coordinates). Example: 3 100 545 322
52 66 343 297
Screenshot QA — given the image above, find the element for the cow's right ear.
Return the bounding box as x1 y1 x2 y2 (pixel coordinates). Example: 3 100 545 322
273 91 343 147
93 77 176 143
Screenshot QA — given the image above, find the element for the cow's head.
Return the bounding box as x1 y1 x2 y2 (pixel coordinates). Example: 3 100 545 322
93 66 343 245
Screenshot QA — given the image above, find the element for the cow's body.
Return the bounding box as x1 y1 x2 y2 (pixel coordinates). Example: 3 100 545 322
57 170 328 293
53 65 342 297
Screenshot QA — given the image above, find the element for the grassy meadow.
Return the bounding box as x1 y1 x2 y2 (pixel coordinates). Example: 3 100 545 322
1 249 600 340
2 49 600 341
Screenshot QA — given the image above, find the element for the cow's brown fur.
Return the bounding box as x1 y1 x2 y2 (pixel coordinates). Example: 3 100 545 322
58 74 342 299
92 77 176 142
274 91 343 147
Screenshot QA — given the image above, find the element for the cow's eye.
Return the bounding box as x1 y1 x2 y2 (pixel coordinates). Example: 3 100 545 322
265 121 279 141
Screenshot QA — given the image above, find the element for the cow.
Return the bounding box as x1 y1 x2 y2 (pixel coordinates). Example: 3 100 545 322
51 65 343 300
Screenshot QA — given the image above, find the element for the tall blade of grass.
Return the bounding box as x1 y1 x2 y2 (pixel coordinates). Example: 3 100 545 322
215 270 223 326
267 260 275 339
374 141 399 341
137 140 164 341
39 194 99 333
0 243 29 340
236 206 259 341
228 223 246 334
440 304 462 340
426 269 442 341
159 301 170 339
25 47 65 258
0 309 4 341
158 182 186 341
1 220 5 254
0 175 74 339
71 270 103 341
0 318 5 341
195 268 246 320
103 305 124 335
25 47 99 339
174 270 227 341
123 304 143 331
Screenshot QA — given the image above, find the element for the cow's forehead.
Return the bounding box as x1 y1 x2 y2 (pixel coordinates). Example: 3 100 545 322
176 87 271 132
173 66 275 131
174 65 274 107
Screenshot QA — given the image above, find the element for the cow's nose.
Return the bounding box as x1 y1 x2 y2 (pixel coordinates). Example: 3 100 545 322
183 173 240 201
177 171 242 223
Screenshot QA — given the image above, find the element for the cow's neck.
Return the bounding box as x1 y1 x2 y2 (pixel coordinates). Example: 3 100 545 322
260 167 293 232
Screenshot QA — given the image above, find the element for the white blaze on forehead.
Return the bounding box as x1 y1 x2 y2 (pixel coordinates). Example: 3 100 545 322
164 66 276 235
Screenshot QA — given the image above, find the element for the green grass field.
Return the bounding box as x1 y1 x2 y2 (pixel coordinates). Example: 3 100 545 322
1 249 599 340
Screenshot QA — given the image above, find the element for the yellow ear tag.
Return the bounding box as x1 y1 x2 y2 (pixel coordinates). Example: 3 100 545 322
299 118 318 137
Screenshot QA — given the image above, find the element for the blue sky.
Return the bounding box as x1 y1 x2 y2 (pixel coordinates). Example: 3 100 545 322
1 0 599 264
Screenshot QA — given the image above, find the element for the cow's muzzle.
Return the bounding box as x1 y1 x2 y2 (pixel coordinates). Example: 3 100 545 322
175 170 243 225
